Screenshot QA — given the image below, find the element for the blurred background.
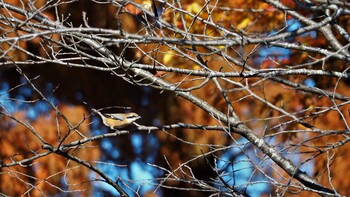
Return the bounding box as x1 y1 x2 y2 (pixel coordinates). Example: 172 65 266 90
1 0 350 196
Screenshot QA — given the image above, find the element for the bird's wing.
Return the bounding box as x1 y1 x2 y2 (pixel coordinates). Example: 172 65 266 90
104 113 124 120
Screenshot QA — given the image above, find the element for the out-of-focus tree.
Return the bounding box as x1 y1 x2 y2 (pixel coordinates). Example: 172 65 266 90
0 0 350 196
0 105 100 196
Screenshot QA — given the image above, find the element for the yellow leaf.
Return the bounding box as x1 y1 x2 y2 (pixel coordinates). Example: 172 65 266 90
308 105 314 110
187 2 202 14
192 64 201 70
163 50 176 65
142 0 152 11
237 18 251 30
216 45 226 49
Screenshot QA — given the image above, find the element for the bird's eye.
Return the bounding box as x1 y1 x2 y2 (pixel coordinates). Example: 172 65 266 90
127 114 139 118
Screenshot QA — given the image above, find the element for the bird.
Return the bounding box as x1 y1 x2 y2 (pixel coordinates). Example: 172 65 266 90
92 109 141 130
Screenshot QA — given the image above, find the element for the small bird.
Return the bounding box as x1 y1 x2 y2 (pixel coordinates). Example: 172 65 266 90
92 109 141 130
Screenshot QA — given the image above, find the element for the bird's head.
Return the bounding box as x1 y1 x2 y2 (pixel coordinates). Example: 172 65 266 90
124 112 141 123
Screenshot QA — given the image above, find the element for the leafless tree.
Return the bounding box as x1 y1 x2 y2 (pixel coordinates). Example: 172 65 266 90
0 0 350 196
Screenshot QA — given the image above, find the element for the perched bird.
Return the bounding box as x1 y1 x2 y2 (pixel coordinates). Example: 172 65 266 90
92 109 141 129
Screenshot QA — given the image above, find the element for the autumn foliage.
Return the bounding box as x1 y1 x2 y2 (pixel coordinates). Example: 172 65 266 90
1 0 350 196
0 105 100 196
